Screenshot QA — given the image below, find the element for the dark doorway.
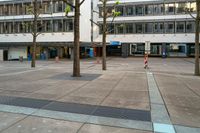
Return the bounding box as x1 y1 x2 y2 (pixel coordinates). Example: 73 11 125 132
3 50 8 61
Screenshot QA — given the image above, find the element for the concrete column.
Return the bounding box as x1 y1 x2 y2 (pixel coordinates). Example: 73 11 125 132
70 48 74 60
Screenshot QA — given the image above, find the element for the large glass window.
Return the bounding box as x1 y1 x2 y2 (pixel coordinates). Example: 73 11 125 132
43 1 52 14
44 20 52 32
125 6 135 16
176 21 185 33
125 23 133 33
13 22 20 33
145 5 153 15
57 1 63 12
0 22 3 33
165 22 175 33
135 5 144 16
115 6 124 16
190 2 196 12
107 24 114 34
115 23 124 34
165 3 175 14
176 2 187 14
135 23 143 33
186 21 195 33
154 22 164 33
145 23 153 33
154 4 164 15
63 19 73 32
53 20 63 32
0 5 3 16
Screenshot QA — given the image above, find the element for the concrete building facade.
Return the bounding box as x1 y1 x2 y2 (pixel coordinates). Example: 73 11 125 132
0 0 199 60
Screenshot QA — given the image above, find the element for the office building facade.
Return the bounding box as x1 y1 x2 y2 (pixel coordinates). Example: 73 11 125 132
0 0 199 60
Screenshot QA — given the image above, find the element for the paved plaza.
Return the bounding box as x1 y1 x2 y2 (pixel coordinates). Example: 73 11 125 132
0 57 199 133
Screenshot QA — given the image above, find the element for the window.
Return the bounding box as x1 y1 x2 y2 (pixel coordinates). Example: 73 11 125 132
43 1 52 14
154 22 164 33
115 23 124 34
165 22 175 33
125 6 134 16
145 23 153 33
176 22 185 33
145 5 153 15
14 22 19 33
107 24 114 34
0 22 3 33
0 5 3 16
154 4 164 15
63 19 73 32
57 1 63 12
125 23 133 33
190 2 196 12
53 1 58 13
53 20 63 32
186 21 195 33
165 3 175 14
115 6 124 16
135 23 143 33
176 2 187 14
135 5 143 16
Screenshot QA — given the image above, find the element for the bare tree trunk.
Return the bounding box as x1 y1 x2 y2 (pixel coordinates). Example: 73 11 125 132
195 1 200 75
73 0 80 77
31 0 37 68
102 0 107 70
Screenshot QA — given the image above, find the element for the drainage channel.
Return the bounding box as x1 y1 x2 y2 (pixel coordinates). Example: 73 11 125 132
0 95 152 131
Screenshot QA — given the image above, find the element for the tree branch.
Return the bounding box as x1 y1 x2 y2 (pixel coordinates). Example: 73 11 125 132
79 0 86 6
90 19 100 27
61 0 75 9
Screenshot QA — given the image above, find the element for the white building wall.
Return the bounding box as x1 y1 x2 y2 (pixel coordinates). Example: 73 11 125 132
80 0 92 42
95 34 196 43
0 33 74 43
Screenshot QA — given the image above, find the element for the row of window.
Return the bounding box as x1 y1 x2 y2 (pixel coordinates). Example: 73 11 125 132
99 1 196 17
0 0 73 16
99 21 196 34
0 19 73 34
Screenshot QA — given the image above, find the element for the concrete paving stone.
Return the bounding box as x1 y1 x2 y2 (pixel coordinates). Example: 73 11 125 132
109 90 149 102
162 94 200 109
87 115 152 131
69 88 111 98
1 116 82 133
180 78 200 96
0 90 30 98
167 105 200 128
26 93 60 100
0 112 27 132
175 125 200 133
78 124 152 133
101 97 150 110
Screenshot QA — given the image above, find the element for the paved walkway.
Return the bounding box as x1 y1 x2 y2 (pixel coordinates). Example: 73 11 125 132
0 58 199 133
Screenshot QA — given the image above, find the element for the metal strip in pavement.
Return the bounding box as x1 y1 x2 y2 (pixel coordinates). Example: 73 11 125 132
0 104 153 132
0 95 151 122
147 71 176 133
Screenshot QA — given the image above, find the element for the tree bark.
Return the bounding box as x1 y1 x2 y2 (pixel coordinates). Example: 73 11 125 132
31 0 37 68
73 0 81 77
102 0 107 70
195 1 200 75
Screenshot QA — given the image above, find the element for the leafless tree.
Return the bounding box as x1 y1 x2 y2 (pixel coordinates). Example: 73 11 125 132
186 0 200 75
91 0 120 70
